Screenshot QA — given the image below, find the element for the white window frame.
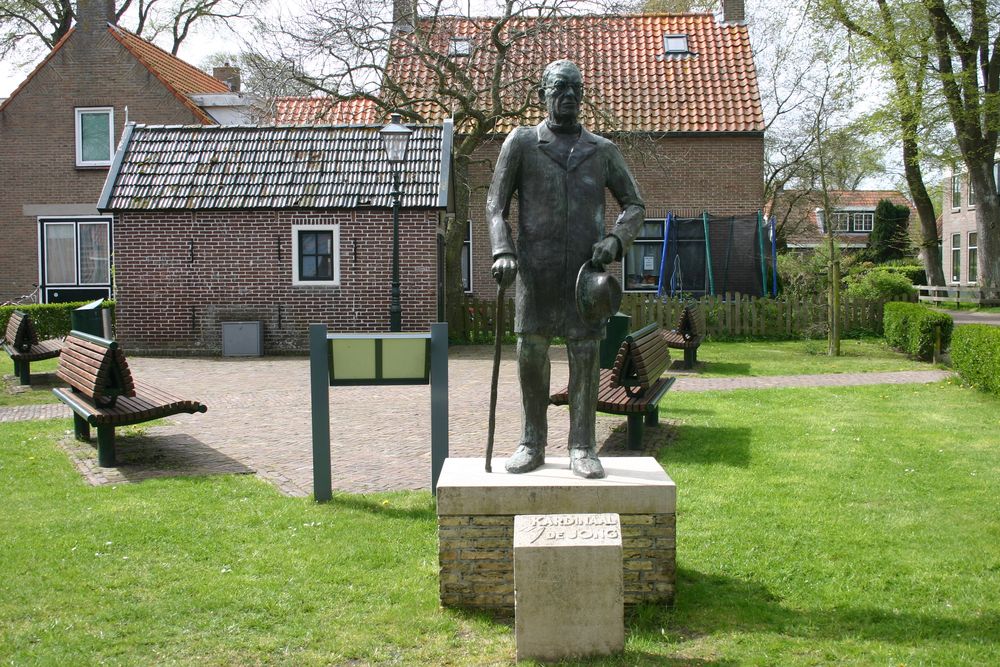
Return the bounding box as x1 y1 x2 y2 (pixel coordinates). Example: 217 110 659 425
291 223 340 286
852 212 874 232
968 176 977 207
830 212 850 232
75 107 114 167
663 34 689 54
37 216 113 300
952 173 962 209
449 37 472 57
951 232 962 284
967 231 978 285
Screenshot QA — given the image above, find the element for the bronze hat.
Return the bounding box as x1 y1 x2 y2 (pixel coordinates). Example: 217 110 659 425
576 261 623 325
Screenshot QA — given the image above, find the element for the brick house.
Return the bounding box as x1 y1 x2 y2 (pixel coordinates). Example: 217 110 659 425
774 190 920 252
97 122 453 353
941 165 997 285
276 3 766 298
0 0 256 304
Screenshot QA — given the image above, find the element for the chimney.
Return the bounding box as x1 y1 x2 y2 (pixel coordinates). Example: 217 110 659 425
722 0 745 23
76 0 115 33
393 0 416 34
213 65 242 93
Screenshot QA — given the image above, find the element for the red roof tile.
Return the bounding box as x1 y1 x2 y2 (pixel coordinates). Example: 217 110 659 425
386 13 764 133
274 96 378 124
109 26 229 124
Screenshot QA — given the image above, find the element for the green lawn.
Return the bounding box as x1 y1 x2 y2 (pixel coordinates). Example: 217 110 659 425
0 355 61 406
2 379 998 665
695 337 934 377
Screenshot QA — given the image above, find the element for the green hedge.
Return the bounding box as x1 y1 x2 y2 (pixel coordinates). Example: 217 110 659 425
951 325 1000 396
0 301 116 340
883 302 953 360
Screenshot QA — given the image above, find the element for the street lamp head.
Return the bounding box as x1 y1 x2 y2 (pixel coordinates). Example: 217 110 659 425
380 112 412 165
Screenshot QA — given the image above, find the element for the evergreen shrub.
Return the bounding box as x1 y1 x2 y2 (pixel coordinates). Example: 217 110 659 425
0 301 115 340
950 325 1000 396
883 302 953 360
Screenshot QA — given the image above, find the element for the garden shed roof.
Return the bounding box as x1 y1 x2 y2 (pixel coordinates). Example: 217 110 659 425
98 121 453 211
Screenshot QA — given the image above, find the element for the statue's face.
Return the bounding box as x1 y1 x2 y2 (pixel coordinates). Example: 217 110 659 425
540 63 583 125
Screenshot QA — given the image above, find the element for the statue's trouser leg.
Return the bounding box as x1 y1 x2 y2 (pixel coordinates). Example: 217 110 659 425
506 334 550 474
567 337 599 451
518 334 550 447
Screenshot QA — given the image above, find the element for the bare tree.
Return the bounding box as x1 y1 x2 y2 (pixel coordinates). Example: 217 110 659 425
0 0 263 62
254 0 636 311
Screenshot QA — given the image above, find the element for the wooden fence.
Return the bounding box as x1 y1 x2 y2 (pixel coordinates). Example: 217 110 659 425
915 285 1000 307
448 292 906 343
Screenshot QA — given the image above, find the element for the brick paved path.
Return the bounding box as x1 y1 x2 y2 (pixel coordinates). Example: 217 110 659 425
1 352 951 495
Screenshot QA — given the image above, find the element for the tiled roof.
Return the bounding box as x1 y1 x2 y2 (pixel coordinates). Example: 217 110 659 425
109 26 229 124
383 13 763 133
0 25 227 122
275 96 378 125
773 190 919 247
99 122 452 211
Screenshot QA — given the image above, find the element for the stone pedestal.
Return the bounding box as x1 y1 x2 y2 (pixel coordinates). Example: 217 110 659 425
437 457 676 610
514 513 624 661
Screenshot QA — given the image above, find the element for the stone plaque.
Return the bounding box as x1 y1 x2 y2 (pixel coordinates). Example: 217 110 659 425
513 513 624 661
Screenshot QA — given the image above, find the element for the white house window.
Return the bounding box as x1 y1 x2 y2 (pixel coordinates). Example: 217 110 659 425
968 232 978 284
292 224 340 286
461 220 473 293
952 233 961 283
449 37 472 57
75 107 114 167
952 173 962 208
624 220 665 291
38 217 112 303
663 34 689 54
852 212 874 232
830 212 850 232
969 177 977 207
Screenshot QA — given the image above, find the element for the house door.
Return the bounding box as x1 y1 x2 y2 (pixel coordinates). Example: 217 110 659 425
38 217 113 303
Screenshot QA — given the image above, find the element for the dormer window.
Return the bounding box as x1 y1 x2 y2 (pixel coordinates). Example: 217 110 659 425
449 37 472 57
663 34 689 55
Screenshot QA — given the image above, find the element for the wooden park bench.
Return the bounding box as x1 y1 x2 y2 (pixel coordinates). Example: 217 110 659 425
52 331 207 467
551 323 676 451
663 303 705 369
2 310 63 385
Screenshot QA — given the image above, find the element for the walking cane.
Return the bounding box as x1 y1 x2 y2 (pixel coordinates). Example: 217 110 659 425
485 282 506 473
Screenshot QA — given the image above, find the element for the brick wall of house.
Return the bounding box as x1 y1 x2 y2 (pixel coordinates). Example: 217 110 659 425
462 133 764 299
0 26 209 302
113 209 440 353
942 167 983 286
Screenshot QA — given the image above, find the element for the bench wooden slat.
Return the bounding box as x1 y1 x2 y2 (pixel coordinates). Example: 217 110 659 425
52 333 207 467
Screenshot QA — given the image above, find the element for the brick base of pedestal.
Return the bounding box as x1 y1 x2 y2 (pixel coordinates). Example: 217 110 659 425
436 457 676 611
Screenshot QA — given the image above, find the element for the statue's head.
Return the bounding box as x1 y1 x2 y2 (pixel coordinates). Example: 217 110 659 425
539 60 583 125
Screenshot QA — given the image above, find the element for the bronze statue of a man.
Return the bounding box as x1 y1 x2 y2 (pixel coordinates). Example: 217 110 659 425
487 60 646 479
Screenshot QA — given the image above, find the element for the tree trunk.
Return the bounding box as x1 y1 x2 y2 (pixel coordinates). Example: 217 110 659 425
901 128 946 285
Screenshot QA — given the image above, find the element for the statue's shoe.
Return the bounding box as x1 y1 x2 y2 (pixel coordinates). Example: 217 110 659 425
505 445 545 474
569 448 605 479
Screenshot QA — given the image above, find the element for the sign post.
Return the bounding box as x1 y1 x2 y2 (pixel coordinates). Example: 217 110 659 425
309 323 449 502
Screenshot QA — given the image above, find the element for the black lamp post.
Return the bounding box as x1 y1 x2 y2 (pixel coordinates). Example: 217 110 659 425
380 112 413 332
